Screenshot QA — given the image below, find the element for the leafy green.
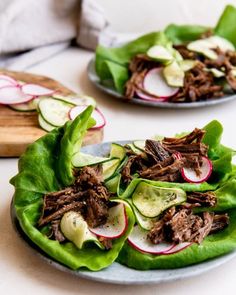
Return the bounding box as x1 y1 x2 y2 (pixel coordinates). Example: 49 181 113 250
11 107 135 270
215 5 236 47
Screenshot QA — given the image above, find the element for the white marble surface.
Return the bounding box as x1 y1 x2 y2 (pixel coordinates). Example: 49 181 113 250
2 0 236 292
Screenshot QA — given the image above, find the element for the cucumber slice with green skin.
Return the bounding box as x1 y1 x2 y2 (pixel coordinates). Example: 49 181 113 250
9 99 37 112
126 143 143 155
103 158 121 180
52 94 96 107
179 60 197 72
105 173 120 193
147 45 174 63
60 211 104 250
133 140 145 152
38 114 55 132
110 143 126 159
205 68 225 78
132 203 158 230
38 97 72 127
132 182 187 218
72 152 111 167
163 61 185 87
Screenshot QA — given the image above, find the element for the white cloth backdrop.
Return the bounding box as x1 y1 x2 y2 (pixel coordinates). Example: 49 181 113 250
0 0 235 70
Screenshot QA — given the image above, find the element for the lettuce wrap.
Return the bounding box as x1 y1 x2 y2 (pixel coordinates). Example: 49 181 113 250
11 114 236 271
11 106 135 271
95 4 236 94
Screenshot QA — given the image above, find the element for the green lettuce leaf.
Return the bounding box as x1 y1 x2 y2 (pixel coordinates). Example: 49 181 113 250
215 5 236 47
117 209 236 270
11 108 135 270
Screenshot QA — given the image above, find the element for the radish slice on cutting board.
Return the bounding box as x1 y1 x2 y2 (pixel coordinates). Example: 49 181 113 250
128 225 174 254
0 75 18 88
89 203 127 239
0 85 34 105
69 105 106 129
163 242 192 254
21 84 55 96
143 67 179 98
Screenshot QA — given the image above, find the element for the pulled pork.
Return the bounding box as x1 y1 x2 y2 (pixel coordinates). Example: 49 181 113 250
148 205 229 244
121 128 208 183
38 165 111 245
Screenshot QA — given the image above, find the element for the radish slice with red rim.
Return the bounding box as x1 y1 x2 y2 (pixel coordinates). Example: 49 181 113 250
89 203 127 239
0 75 18 88
0 85 34 105
143 67 179 98
163 242 192 254
21 84 55 96
136 89 168 102
181 156 213 183
128 225 174 254
69 105 106 129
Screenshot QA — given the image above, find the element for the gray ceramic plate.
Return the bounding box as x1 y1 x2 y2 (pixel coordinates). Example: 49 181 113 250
87 58 236 108
11 141 236 285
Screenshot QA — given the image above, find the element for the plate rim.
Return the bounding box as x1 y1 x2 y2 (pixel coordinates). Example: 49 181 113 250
87 58 236 109
11 141 236 285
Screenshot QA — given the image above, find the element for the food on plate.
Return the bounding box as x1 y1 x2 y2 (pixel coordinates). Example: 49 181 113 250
11 109 236 270
95 5 236 103
0 74 105 132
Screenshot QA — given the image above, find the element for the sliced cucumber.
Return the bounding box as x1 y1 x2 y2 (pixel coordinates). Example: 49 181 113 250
103 158 121 180
38 114 55 132
105 173 121 193
132 182 186 218
60 211 104 250
147 45 173 63
207 36 235 52
132 203 158 230
72 152 110 167
163 61 185 87
9 99 37 112
205 68 225 78
110 143 126 160
38 97 72 127
133 140 145 151
126 143 143 155
179 60 197 72
187 39 218 59
52 94 96 107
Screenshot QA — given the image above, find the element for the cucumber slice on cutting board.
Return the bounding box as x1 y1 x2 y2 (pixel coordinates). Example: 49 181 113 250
132 182 186 218
38 113 55 132
72 152 111 167
52 94 96 107
9 99 37 112
147 45 173 63
163 61 185 87
38 97 72 127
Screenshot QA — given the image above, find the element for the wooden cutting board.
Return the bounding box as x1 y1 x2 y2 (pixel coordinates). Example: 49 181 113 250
0 70 103 157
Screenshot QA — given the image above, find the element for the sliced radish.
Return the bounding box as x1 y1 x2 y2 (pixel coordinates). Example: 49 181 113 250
21 83 55 96
181 155 213 183
0 85 34 105
163 242 192 254
143 67 179 98
128 225 174 254
89 203 127 239
0 75 18 88
69 105 106 129
136 89 168 102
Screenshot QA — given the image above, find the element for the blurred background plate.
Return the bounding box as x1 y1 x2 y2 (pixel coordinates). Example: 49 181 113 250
87 58 236 109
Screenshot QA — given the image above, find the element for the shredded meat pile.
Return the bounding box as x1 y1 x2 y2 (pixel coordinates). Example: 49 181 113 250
125 40 236 102
38 165 111 247
121 128 208 183
148 206 229 244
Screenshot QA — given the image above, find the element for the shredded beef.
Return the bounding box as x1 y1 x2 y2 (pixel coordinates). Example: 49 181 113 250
187 191 217 207
173 44 197 60
145 139 170 163
38 165 110 234
148 207 229 245
50 219 66 242
98 237 113 250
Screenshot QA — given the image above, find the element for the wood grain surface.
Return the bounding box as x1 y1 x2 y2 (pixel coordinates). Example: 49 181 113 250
0 70 103 157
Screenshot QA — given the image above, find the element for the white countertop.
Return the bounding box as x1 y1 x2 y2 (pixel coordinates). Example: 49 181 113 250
1 46 236 294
